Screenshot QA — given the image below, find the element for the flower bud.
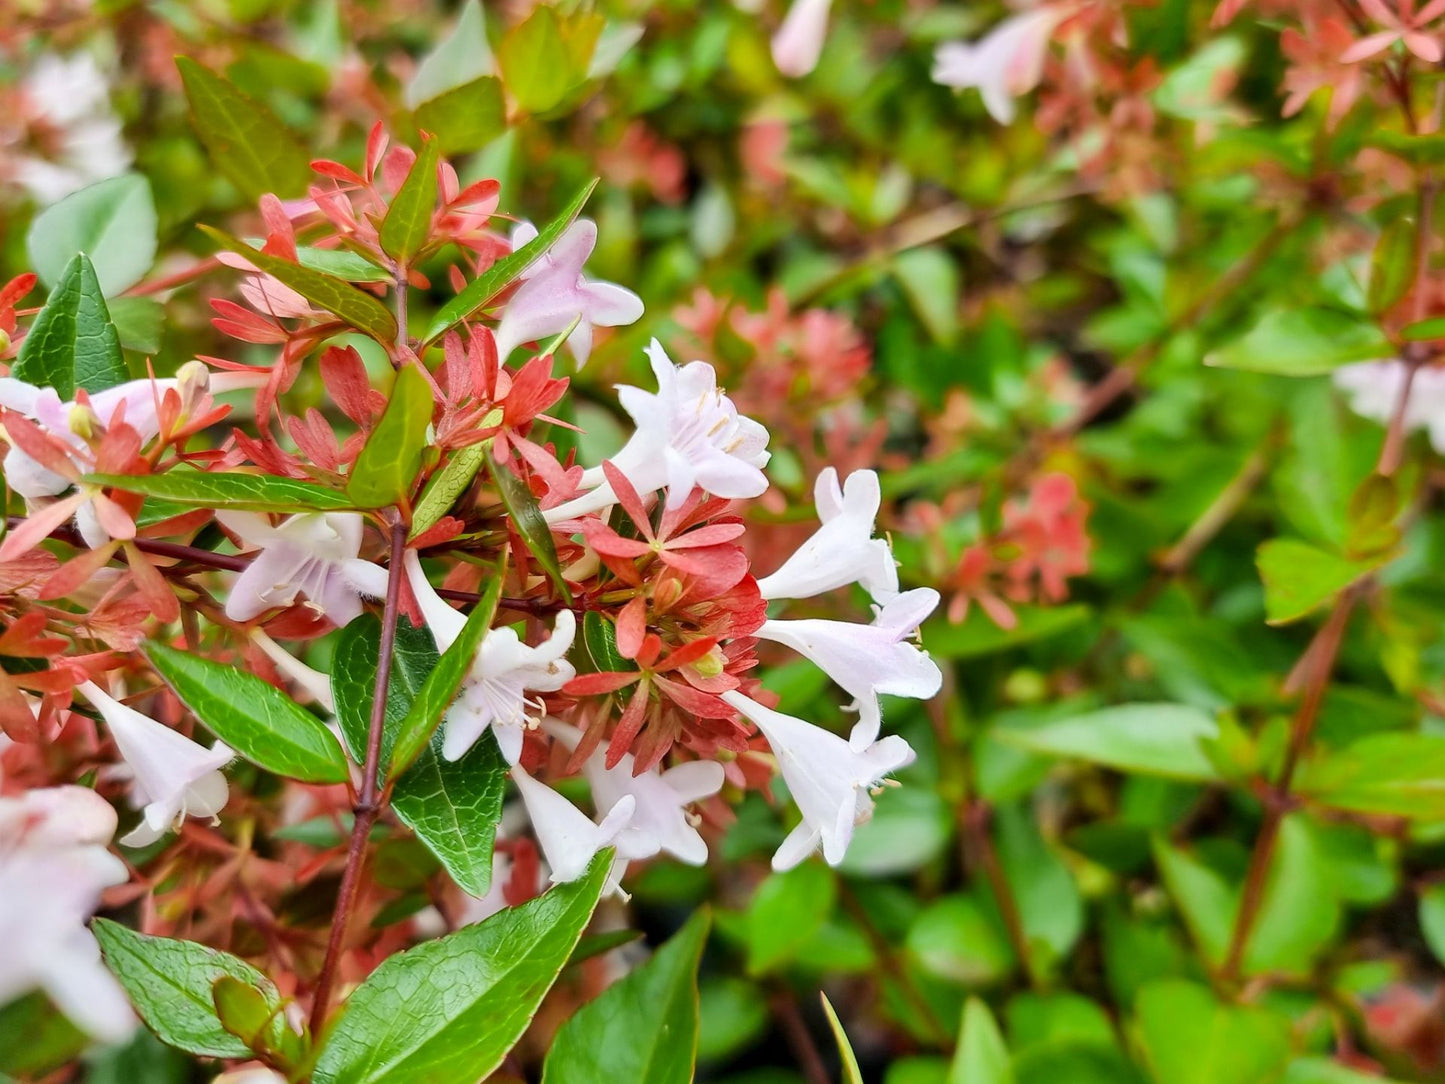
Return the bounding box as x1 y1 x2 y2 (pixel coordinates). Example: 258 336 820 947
67 403 99 440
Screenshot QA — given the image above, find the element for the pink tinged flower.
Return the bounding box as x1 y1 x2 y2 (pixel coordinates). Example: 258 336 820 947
212 1070 289 1084
78 680 231 847
0 787 134 1042
756 588 943 750
219 512 389 626
1334 361 1445 453
544 340 771 522
250 630 336 714
755 467 897 602
722 691 915 871
403 552 577 763
1341 0 1445 63
772 0 835 77
492 219 644 369
11 53 132 205
544 718 724 864
932 6 1069 124
510 763 635 884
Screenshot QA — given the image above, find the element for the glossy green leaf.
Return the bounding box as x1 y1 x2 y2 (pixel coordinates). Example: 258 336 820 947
13 253 126 399
1366 129 1445 164
1402 315 1445 341
146 642 350 784
87 469 355 512
347 364 435 508
1134 980 1291 1084
0 992 86 1078
744 861 835 975
405 0 492 108
995 703 1222 781
389 564 505 777
26 174 157 296
311 853 612 1084
177 57 312 200
1282 1059 1409 1084
949 998 1013 1084
414 77 507 155
920 605 1091 661
1421 883 1445 966
422 178 598 345
498 5 572 114
491 448 572 602
211 975 276 1051
334 616 508 897
543 911 710 1084
200 226 398 344
1297 733 1445 818
582 610 631 674
1369 218 1416 314
92 919 282 1059
412 439 490 539
108 296 165 354
1204 307 1392 375
379 138 441 265
821 993 865 1084
906 892 1016 986
1257 538 1380 625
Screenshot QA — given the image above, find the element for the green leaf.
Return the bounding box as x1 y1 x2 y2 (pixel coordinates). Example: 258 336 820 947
176 57 312 200
311 853 612 1084
26 174 157 296
1256 538 1379 625
423 178 598 345
211 975 276 1050
414 77 507 156
1369 218 1417 314
379 139 441 265
1366 129 1445 164
906 892 1017 986
1204 307 1392 376
1402 316 1445 341
1421 883 1445 966
1282 1058 1410 1084
1297 733 1445 818
920 605 1091 661
0 992 86 1078
405 0 493 108
821 993 865 1084
1134 980 1292 1084
347 364 435 508
334 616 508 897
412 439 490 539
894 246 961 344
491 448 572 603
583 610 632 674
13 253 126 399
108 296 166 354
389 564 505 778
743 861 835 975
995 703 1222 781
146 641 350 784
200 226 398 344
92 919 282 1059
498 5 573 114
87 469 355 512
994 804 1083 967
949 998 1013 1084
543 911 710 1084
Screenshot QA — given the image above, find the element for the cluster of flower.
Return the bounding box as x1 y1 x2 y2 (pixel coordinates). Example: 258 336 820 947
0 134 944 1038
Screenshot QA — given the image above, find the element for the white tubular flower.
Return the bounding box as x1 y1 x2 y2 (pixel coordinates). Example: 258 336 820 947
211 1069 289 1084
1334 361 1445 452
543 718 725 864
250 630 336 714
510 764 635 885
932 6 1069 125
772 0 834 77
757 588 943 749
544 339 771 522
756 467 898 603
77 680 231 847
11 53 132 205
492 219 645 368
0 786 135 1043
219 512 388 626
722 691 915 871
403 552 577 764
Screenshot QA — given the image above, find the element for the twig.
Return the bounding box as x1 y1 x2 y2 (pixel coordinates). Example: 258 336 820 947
836 880 948 1044
308 514 406 1033
771 987 831 1084
959 798 1037 989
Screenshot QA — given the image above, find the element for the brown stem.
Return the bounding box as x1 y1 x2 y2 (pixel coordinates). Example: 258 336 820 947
836 881 947 1044
771 987 831 1084
1220 592 1357 983
959 799 1036 988
308 514 407 1034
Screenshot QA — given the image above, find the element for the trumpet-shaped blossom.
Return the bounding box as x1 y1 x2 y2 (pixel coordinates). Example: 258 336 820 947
757 588 943 749
772 0 834 77
0 786 135 1042
404 552 577 763
251 629 336 713
755 467 897 602
78 680 231 847
220 512 388 626
544 340 770 521
544 718 724 863
722 691 914 870
510 763 635 884
933 6 1069 124
492 219 644 368
7 53 132 205
1334 361 1445 453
